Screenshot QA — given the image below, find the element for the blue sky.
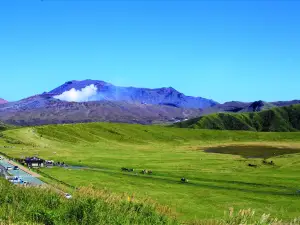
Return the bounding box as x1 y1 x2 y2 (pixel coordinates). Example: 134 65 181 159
1 0 300 103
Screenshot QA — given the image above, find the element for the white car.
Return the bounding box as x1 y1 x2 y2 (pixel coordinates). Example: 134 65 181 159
6 166 12 170
65 193 72 199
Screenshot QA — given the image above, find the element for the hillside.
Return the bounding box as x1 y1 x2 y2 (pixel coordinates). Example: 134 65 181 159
0 95 202 126
201 100 300 115
173 104 300 132
0 120 10 131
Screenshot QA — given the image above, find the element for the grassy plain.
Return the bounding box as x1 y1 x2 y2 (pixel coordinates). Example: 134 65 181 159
1 122 300 223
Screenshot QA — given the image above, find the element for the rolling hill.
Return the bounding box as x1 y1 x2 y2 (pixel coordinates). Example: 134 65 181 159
173 104 300 132
200 100 300 115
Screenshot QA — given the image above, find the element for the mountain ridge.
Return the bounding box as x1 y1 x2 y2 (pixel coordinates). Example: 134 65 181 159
48 79 218 109
172 104 300 132
0 98 8 104
0 80 299 127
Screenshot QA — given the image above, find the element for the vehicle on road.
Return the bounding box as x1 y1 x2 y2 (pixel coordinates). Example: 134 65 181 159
13 166 19 170
6 166 12 170
10 176 24 184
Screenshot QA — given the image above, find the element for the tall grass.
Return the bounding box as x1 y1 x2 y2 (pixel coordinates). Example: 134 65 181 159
0 179 177 225
189 208 300 225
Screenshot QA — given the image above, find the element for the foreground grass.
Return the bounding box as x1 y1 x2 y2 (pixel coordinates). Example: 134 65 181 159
1 179 300 225
0 178 177 225
1 122 300 222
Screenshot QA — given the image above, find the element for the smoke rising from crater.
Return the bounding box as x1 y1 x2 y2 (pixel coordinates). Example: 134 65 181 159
54 84 98 102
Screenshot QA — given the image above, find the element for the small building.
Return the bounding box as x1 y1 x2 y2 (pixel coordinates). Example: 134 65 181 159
24 157 45 168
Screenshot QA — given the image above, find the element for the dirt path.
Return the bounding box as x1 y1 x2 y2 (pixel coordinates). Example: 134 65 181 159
7 160 41 177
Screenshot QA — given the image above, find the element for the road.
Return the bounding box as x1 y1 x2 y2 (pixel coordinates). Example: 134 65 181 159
0 158 43 186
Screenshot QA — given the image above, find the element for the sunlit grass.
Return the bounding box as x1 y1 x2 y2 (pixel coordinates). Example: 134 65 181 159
1 122 300 222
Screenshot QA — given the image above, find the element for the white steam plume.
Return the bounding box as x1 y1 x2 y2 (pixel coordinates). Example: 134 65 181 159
54 84 98 102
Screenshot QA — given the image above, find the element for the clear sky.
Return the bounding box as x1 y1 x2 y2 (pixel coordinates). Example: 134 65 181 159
1 0 300 103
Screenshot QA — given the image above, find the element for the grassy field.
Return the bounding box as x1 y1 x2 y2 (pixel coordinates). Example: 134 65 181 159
1 122 300 223
0 178 176 225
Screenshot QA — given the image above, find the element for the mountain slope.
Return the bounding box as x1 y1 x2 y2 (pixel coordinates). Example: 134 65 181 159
49 80 218 109
202 100 300 115
0 98 8 104
0 121 9 131
0 94 202 126
173 104 300 132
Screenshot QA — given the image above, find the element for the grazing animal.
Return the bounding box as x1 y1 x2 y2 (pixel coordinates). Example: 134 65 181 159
141 170 153 175
181 178 189 183
248 163 257 168
122 168 134 172
262 160 275 166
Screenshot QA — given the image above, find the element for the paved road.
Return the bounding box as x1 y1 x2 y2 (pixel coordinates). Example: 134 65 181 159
0 159 43 185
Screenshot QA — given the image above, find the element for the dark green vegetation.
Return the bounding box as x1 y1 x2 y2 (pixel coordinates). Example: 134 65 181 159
173 104 300 132
205 145 300 159
0 121 10 131
1 122 300 223
0 178 177 225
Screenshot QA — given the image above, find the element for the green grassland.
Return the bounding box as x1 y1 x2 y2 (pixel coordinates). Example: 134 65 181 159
173 104 300 132
0 178 176 225
1 122 300 223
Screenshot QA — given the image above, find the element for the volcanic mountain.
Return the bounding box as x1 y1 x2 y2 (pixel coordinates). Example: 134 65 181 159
0 79 299 126
49 79 218 109
0 80 217 126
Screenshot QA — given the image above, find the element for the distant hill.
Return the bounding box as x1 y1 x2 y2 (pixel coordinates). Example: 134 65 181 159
173 104 300 132
0 98 8 104
201 100 300 115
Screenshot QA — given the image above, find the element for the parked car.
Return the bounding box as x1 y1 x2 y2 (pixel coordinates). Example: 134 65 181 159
10 177 23 184
65 193 72 199
6 166 12 170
